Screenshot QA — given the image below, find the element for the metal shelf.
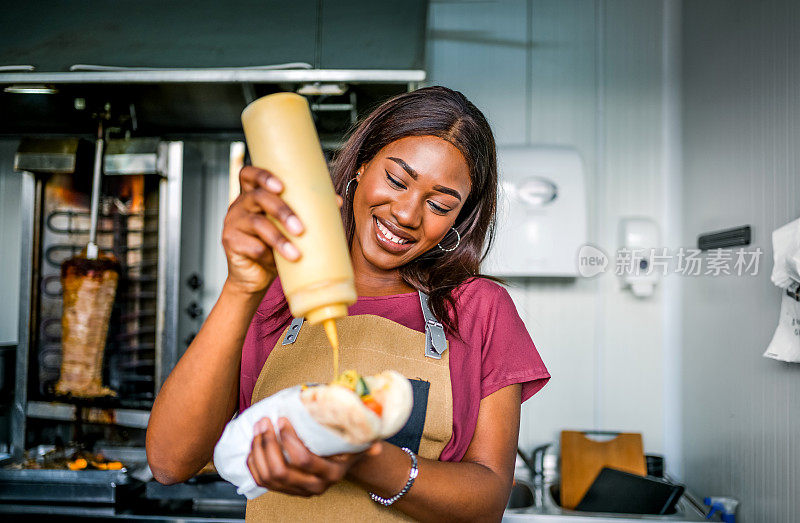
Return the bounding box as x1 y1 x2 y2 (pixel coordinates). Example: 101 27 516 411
27 401 149 429
0 68 426 85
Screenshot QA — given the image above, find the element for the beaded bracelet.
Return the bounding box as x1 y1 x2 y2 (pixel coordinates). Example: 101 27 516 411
369 447 418 507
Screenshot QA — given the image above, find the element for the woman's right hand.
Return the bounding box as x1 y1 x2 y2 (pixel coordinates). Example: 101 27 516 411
222 166 304 295
247 417 380 497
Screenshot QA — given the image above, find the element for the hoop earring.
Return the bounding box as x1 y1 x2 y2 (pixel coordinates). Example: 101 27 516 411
437 227 461 252
344 177 358 199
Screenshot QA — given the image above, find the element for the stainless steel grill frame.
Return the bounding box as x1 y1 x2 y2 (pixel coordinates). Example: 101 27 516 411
9 140 185 460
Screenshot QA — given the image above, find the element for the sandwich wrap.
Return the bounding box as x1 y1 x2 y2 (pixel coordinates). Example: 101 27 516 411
213 370 413 499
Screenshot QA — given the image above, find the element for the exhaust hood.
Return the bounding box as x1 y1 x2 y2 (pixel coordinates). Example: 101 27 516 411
0 0 428 137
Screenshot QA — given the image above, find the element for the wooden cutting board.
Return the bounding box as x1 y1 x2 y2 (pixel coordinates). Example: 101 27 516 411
560 430 647 509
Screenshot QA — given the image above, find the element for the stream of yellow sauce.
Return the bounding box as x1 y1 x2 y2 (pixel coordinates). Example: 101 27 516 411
323 318 339 379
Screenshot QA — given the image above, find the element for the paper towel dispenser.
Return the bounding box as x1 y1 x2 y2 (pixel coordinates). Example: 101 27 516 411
483 146 587 277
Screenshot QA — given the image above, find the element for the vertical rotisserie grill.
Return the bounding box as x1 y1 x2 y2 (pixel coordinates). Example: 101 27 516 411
5 137 188 515
36 174 160 407
10 136 185 457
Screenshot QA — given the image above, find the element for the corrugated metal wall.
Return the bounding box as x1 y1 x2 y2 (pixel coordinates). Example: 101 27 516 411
428 0 673 458
681 0 800 520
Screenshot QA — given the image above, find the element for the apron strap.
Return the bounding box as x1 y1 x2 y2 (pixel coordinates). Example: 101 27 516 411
279 292 448 359
418 291 448 359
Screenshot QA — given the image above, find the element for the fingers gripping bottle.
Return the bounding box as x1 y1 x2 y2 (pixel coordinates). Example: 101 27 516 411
241 93 355 374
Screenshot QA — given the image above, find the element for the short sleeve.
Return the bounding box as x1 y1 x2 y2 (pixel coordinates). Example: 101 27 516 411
462 279 550 402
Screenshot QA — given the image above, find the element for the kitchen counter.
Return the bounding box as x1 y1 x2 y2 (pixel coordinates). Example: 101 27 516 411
0 464 708 522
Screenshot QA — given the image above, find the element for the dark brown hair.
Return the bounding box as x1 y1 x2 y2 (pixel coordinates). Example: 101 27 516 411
269 86 500 335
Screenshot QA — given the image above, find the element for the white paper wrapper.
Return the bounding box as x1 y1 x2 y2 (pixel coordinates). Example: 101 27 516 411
771 218 800 289
213 385 370 499
764 217 800 363
763 293 800 363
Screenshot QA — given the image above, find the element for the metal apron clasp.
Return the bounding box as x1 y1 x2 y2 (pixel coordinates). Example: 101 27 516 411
280 292 447 359
282 317 305 345
419 292 448 359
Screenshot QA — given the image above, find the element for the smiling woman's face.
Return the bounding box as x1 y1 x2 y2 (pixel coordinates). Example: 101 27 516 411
350 135 472 274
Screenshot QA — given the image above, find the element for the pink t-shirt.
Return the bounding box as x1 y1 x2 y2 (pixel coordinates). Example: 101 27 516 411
239 277 550 462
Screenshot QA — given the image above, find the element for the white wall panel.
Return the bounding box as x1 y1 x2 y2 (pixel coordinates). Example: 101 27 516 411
427 0 529 145
428 0 671 456
597 0 666 454
681 1 800 520
513 278 598 450
528 0 597 169
518 0 600 448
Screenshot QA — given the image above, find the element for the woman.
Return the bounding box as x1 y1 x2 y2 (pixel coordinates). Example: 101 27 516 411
146 86 550 522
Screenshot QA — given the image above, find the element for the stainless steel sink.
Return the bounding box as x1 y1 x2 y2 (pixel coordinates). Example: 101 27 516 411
507 481 535 510
503 476 707 522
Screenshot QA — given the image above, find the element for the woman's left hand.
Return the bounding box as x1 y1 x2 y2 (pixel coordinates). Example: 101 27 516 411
246 417 380 497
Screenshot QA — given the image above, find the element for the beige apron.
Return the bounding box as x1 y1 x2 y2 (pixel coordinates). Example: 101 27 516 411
245 295 453 523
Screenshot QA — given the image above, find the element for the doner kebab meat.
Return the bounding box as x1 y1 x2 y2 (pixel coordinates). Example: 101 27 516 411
55 252 119 398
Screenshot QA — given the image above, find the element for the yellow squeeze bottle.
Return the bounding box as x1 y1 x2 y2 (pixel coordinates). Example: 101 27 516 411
241 93 356 375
